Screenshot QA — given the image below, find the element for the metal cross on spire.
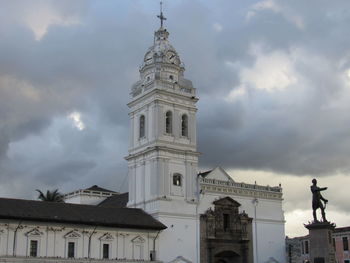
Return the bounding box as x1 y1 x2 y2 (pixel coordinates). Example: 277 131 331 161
157 1 167 28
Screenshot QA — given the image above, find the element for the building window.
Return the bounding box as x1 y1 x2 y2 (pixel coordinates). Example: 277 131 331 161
139 115 145 138
305 240 309 254
301 240 304 254
173 174 182 186
30 240 38 257
132 236 145 260
333 238 336 250
68 242 75 258
344 260 350 263
165 111 172 134
223 214 230 231
103 243 109 259
343 237 348 251
181 114 188 137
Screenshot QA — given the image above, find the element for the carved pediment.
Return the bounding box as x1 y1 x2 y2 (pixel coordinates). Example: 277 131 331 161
99 233 114 241
64 230 81 239
213 196 241 207
131 236 145 243
26 228 43 237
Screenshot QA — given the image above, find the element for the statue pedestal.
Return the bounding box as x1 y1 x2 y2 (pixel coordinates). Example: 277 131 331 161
304 222 336 263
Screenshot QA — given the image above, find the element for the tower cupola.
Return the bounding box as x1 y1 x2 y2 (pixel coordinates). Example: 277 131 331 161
142 28 182 70
131 18 193 99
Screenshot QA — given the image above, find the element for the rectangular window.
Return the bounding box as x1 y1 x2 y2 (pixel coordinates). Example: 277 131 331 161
344 260 349 263
139 115 145 138
30 240 38 257
301 240 304 254
223 214 230 231
305 240 309 254
103 243 109 259
68 242 75 258
343 237 349 251
333 238 336 250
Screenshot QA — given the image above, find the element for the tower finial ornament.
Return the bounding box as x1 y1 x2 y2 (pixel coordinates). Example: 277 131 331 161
157 1 167 28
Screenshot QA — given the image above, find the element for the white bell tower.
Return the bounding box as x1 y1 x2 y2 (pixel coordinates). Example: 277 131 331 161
125 6 200 262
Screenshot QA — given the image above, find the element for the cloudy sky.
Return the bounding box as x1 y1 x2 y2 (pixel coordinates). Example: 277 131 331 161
1 0 350 237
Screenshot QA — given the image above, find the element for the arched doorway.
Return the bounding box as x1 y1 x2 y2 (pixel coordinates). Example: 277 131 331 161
214 250 240 263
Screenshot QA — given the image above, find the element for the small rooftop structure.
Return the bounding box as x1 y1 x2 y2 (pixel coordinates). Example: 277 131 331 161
64 185 119 205
98 192 129 208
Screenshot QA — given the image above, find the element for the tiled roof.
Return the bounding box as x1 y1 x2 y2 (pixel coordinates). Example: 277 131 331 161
0 198 166 230
98 193 128 208
198 170 212 177
335 226 350 233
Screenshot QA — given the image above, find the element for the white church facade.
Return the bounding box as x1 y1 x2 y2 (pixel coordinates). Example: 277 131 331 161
0 10 285 263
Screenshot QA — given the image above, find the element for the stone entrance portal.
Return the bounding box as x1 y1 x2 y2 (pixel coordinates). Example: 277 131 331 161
200 197 253 263
214 250 241 263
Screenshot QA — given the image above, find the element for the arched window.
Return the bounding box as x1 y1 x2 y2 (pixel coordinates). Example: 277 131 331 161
181 114 188 137
139 115 145 138
173 173 182 186
165 111 173 134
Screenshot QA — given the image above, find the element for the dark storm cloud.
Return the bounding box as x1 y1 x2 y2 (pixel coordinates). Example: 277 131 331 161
193 0 350 176
36 159 97 184
0 0 350 202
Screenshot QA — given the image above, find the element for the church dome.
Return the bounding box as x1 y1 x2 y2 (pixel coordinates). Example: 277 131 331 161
141 27 183 70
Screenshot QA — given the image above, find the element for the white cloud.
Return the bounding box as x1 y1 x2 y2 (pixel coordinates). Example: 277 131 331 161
68 111 85 131
246 0 280 21
253 0 280 12
247 0 304 30
227 86 246 102
212 22 223 32
0 75 40 102
20 3 82 41
237 46 298 93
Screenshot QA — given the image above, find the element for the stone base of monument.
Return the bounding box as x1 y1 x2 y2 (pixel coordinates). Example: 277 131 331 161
304 221 336 263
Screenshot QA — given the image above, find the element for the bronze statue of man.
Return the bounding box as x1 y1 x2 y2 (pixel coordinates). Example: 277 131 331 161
311 178 328 222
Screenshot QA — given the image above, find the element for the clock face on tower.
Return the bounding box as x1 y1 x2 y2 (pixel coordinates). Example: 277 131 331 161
166 51 177 64
144 52 153 64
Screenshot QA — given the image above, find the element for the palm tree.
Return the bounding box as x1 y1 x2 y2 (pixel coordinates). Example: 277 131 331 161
36 189 65 202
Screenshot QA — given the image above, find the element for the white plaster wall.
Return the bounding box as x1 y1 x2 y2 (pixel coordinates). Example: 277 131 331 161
253 221 285 263
0 221 159 261
65 195 107 205
128 150 198 209
63 195 81 204
155 215 198 263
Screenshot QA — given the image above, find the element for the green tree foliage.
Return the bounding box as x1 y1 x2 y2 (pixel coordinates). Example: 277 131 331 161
36 189 64 202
